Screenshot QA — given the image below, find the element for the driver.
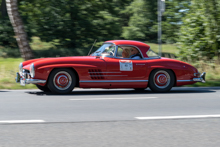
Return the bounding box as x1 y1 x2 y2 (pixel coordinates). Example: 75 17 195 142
130 47 142 59
122 48 131 58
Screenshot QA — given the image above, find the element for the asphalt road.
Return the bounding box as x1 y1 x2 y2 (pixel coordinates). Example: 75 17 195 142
0 87 220 147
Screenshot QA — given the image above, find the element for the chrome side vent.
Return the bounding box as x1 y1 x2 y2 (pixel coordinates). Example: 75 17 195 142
88 69 104 79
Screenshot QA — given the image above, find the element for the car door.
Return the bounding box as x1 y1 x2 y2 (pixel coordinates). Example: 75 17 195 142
105 57 147 80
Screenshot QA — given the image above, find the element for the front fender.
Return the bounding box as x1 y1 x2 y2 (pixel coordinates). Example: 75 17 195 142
34 64 99 84
38 64 97 70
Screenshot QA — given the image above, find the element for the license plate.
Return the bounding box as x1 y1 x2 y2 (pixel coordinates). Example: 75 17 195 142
20 78 26 86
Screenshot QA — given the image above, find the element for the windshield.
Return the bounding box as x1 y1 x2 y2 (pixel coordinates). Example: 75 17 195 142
91 44 116 56
146 49 159 57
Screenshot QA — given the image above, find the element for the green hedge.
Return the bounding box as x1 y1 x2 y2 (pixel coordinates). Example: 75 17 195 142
0 47 90 58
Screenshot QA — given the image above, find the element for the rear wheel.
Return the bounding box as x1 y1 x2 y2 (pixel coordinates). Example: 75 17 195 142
48 68 76 94
149 69 174 93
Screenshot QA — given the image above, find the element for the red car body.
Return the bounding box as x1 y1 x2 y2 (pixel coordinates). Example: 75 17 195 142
16 40 205 94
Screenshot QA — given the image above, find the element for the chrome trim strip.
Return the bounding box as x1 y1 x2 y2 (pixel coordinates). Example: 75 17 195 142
90 75 127 77
177 72 206 83
194 72 201 76
193 72 206 83
80 80 148 83
88 72 121 73
26 79 46 84
143 57 161 60
193 78 203 82
177 80 193 82
113 57 147 60
113 56 160 60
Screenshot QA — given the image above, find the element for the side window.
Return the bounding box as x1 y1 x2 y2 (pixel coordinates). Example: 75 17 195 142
116 46 123 57
117 46 133 58
146 49 159 57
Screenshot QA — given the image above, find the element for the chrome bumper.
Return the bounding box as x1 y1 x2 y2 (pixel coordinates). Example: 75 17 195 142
15 72 46 86
193 72 206 83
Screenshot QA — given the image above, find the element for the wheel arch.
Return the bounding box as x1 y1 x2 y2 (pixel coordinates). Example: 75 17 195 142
47 67 80 87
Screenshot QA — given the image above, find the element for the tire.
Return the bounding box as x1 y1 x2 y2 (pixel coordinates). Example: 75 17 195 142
149 69 174 93
48 68 76 94
36 84 50 92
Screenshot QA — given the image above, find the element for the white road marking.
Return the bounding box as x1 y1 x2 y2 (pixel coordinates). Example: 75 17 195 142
69 97 157 101
135 114 220 120
0 120 45 124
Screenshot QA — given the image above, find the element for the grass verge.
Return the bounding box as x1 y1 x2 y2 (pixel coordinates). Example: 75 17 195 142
0 58 36 89
185 81 220 87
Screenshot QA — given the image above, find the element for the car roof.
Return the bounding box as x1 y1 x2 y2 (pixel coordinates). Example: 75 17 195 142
105 40 150 58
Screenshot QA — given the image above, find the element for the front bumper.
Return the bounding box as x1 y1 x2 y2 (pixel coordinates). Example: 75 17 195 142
193 72 206 83
15 72 46 86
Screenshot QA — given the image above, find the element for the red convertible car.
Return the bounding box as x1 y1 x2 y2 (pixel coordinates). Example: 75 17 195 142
16 40 206 94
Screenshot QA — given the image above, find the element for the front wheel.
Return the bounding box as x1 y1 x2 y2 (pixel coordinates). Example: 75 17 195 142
149 69 175 93
48 68 76 94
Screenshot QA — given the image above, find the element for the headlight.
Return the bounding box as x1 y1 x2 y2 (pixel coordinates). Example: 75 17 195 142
19 63 23 75
30 63 35 78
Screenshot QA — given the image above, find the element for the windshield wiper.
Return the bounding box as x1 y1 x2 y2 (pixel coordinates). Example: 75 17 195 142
88 39 97 55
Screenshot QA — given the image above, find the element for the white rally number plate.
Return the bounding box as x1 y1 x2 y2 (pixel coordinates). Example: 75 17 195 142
119 60 133 71
20 78 26 86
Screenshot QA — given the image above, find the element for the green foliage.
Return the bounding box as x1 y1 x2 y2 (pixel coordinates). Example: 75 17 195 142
1 0 220 62
122 0 191 43
0 47 88 58
33 48 88 58
0 57 37 89
0 36 96 58
122 0 157 42
0 0 32 48
18 0 132 48
163 0 191 43
0 19 18 48
178 0 220 61
0 48 20 58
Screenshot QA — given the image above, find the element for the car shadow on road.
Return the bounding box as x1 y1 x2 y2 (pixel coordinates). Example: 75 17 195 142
0 91 8 93
26 87 218 96
169 87 219 94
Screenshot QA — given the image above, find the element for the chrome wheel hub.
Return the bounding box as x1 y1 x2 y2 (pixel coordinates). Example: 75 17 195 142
53 71 72 90
153 70 170 89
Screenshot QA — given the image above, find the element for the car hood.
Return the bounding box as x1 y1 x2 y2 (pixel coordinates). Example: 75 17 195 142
22 56 99 70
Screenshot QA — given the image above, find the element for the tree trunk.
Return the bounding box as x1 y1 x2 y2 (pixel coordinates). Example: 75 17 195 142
5 0 34 60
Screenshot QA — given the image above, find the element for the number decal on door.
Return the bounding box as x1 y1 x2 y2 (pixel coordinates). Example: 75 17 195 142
119 60 133 71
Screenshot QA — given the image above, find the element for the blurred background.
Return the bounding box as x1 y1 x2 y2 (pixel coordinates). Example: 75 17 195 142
0 0 220 89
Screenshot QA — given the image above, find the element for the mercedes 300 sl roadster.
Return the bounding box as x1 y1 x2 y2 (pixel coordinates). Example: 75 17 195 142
16 40 206 94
